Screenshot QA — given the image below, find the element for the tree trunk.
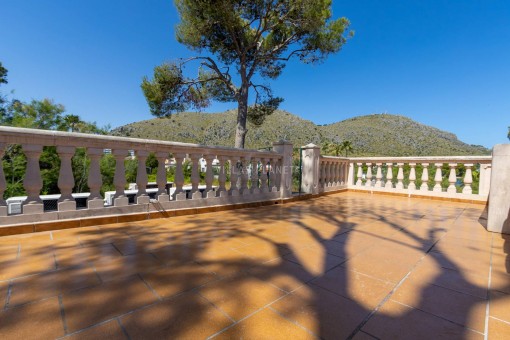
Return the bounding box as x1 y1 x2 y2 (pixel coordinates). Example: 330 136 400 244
234 85 249 149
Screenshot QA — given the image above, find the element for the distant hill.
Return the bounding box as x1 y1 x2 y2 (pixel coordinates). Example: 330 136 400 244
111 110 490 156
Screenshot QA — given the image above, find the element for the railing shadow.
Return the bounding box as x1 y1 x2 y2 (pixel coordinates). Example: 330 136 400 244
0 193 508 339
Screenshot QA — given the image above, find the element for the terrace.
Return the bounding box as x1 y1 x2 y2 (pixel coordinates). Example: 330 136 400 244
0 127 509 339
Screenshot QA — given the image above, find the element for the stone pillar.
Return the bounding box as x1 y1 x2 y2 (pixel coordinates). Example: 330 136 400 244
112 149 128 206
385 163 393 189
173 153 186 201
301 144 321 194
408 163 416 191
250 157 260 194
190 153 202 199
240 156 250 195
365 163 373 188
57 146 77 211
0 143 7 216
420 163 429 192
156 152 170 202
395 163 404 190
229 157 240 196
447 163 457 194
136 150 150 204
87 148 104 209
433 163 443 192
375 163 383 187
217 155 228 197
22 144 44 214
204 154 216 198
488 144 510 234
462 163 473 195
356 163 363 187
273 140 293 198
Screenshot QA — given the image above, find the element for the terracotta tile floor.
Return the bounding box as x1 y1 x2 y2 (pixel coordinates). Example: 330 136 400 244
0 192 509 339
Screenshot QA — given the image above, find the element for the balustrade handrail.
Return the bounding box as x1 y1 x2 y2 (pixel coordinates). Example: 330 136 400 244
0 126 281 159
347 155 492 163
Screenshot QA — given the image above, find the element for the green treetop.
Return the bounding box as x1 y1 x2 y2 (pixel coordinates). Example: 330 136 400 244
142 0 352 148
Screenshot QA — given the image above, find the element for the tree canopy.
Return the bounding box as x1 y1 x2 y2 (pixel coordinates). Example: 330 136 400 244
142 0 352 148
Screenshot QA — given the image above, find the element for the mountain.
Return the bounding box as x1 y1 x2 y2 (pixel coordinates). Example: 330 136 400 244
111 110 490 156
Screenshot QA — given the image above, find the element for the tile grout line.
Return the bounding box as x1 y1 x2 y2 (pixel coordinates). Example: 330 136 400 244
116 318 132 340
4 280 13 309
136 273 162 301
345 216 455 340
268 305 320 338
58 294 69 335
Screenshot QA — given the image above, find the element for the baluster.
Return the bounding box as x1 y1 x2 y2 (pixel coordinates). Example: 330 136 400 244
365 163 373 187
229 157 240 196
22 144 44 214
0 144 7 216
260 158 269 193
251 157 260 194
341 162 347 185
57 146 76 211
385 163 393 189
216 155 228 197
375 163 383 187
408 163 416 191
463 163 473 194
155 151 169 201
433 163 443 192
204 154 215 198
136 150 150 204
334 162 340 186
420 163 429 192
325 161 331 187
112 149 128 206
173 153 186 200
190 153 202 199
395 163 404 190
240 156 250 195
356 162 363 186
321 161 326 188
87 148 104 209
447 163 457 194
275 158 282 191
269 158 278 192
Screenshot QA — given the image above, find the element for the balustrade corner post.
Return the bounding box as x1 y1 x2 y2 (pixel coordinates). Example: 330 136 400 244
57 146 77 211
462 163 473 195
375 163 383 187
204 154 216 198
173 153 186 201
301 144 320 193
155 151 170 202
240 156 251 196
395 163 404 190
189 153 202 199
216 155 228 197
420 163 430 192
22 144 44 214
0 143 7 216
447 163 457 194
433 163 443 192
135 150 150 204
356 162 363 187
229 156 240 197
112 149 129 206
87 148 104 209
408 163 417 191
487 144 510 233
273 140 293 198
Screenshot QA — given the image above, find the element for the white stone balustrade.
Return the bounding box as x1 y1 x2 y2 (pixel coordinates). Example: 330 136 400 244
0 126 290 225
348 156 492 202
317 156 350 192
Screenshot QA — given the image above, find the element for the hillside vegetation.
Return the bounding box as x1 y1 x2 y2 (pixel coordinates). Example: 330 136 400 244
111 110 489 156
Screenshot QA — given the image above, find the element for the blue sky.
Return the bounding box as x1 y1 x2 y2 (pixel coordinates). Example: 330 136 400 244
1 0 509 148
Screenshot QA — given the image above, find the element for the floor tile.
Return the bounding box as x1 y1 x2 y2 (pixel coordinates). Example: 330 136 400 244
490 290 510 323
64 320 127 340
488 317 510 339
121 292 232 339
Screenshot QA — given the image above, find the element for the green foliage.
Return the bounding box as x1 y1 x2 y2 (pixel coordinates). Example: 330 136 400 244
112 111 490 156
143 0 352 147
